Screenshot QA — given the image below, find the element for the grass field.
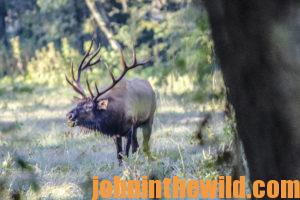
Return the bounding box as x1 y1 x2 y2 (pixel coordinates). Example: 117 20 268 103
0 82 234 199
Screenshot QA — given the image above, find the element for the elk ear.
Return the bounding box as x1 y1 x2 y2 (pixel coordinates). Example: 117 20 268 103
98 99 109 110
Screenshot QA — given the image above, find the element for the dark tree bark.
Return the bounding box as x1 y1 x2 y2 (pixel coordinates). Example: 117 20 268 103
0 0 8 46
0 0 9 75
205 0 300 183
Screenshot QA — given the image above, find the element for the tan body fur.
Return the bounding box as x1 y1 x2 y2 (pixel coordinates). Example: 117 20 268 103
102 79 156 131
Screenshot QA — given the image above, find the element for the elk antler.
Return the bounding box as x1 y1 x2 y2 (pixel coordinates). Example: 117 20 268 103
66 39 149 100
65 39 101 98
93 48 149 100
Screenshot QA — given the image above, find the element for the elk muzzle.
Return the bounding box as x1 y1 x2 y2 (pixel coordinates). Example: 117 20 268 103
66 111 77 127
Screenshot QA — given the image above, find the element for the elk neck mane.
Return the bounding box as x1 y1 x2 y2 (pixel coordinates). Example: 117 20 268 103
80 98 128 137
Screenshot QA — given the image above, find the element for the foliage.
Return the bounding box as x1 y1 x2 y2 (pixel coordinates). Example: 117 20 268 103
36 0 69 12
27 42 69 86
0 0 221 101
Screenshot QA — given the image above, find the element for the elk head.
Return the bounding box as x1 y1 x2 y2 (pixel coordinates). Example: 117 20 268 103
65 39 148 130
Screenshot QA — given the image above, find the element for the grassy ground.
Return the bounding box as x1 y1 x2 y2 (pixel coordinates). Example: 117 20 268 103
0 83 233 199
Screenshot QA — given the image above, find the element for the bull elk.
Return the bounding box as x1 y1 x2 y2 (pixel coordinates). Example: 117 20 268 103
65 40 156 164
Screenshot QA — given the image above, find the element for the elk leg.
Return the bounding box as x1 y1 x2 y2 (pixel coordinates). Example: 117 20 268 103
125 128 132 157
114 136 123 165
142 125 151 155
132 127 139 154
142 118 153 157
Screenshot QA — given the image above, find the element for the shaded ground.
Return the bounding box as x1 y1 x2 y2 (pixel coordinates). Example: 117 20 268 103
0 86 232 199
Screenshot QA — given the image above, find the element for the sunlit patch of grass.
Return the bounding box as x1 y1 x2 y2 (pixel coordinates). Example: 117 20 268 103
52 164 71 174
2 152 14 170
36 131 65 148
37 183 83 199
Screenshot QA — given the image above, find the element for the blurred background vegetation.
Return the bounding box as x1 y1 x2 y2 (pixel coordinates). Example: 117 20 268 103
0 0 224 101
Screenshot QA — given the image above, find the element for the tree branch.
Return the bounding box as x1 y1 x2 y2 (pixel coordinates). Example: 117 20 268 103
85 0 120 50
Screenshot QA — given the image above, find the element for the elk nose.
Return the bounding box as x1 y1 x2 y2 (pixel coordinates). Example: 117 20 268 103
66 112 76 121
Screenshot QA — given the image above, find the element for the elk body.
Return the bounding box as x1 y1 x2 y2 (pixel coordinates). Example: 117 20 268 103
65 40 156 163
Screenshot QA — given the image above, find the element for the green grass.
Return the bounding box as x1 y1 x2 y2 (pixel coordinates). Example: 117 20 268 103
0 82 234 200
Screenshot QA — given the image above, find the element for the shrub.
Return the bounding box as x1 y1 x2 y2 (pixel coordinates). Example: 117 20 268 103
27 42 68 86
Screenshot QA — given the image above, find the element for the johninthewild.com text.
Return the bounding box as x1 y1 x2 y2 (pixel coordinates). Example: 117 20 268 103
92 176 299 199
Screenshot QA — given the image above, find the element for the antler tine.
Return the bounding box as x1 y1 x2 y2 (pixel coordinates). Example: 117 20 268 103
120 49 127 69
120 47 148 69
78 39 94 71
65 39 97 99
105 62 116 82
127 47 149 68
65 61 86 98
65 75 86 98
89 57 101 67
95 82 100 94
86 77 94 98
66 39 150 100
71 62 76 82
82 44 101 70
94 47 149 100
130 47 137 67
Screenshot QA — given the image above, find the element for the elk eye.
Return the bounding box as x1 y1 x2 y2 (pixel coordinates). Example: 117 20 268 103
84 104 92 111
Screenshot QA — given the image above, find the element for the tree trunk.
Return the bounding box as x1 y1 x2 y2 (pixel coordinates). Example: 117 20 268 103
84 0 120 50
0 0 9 75
0 0 8 46
205 0 300 183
